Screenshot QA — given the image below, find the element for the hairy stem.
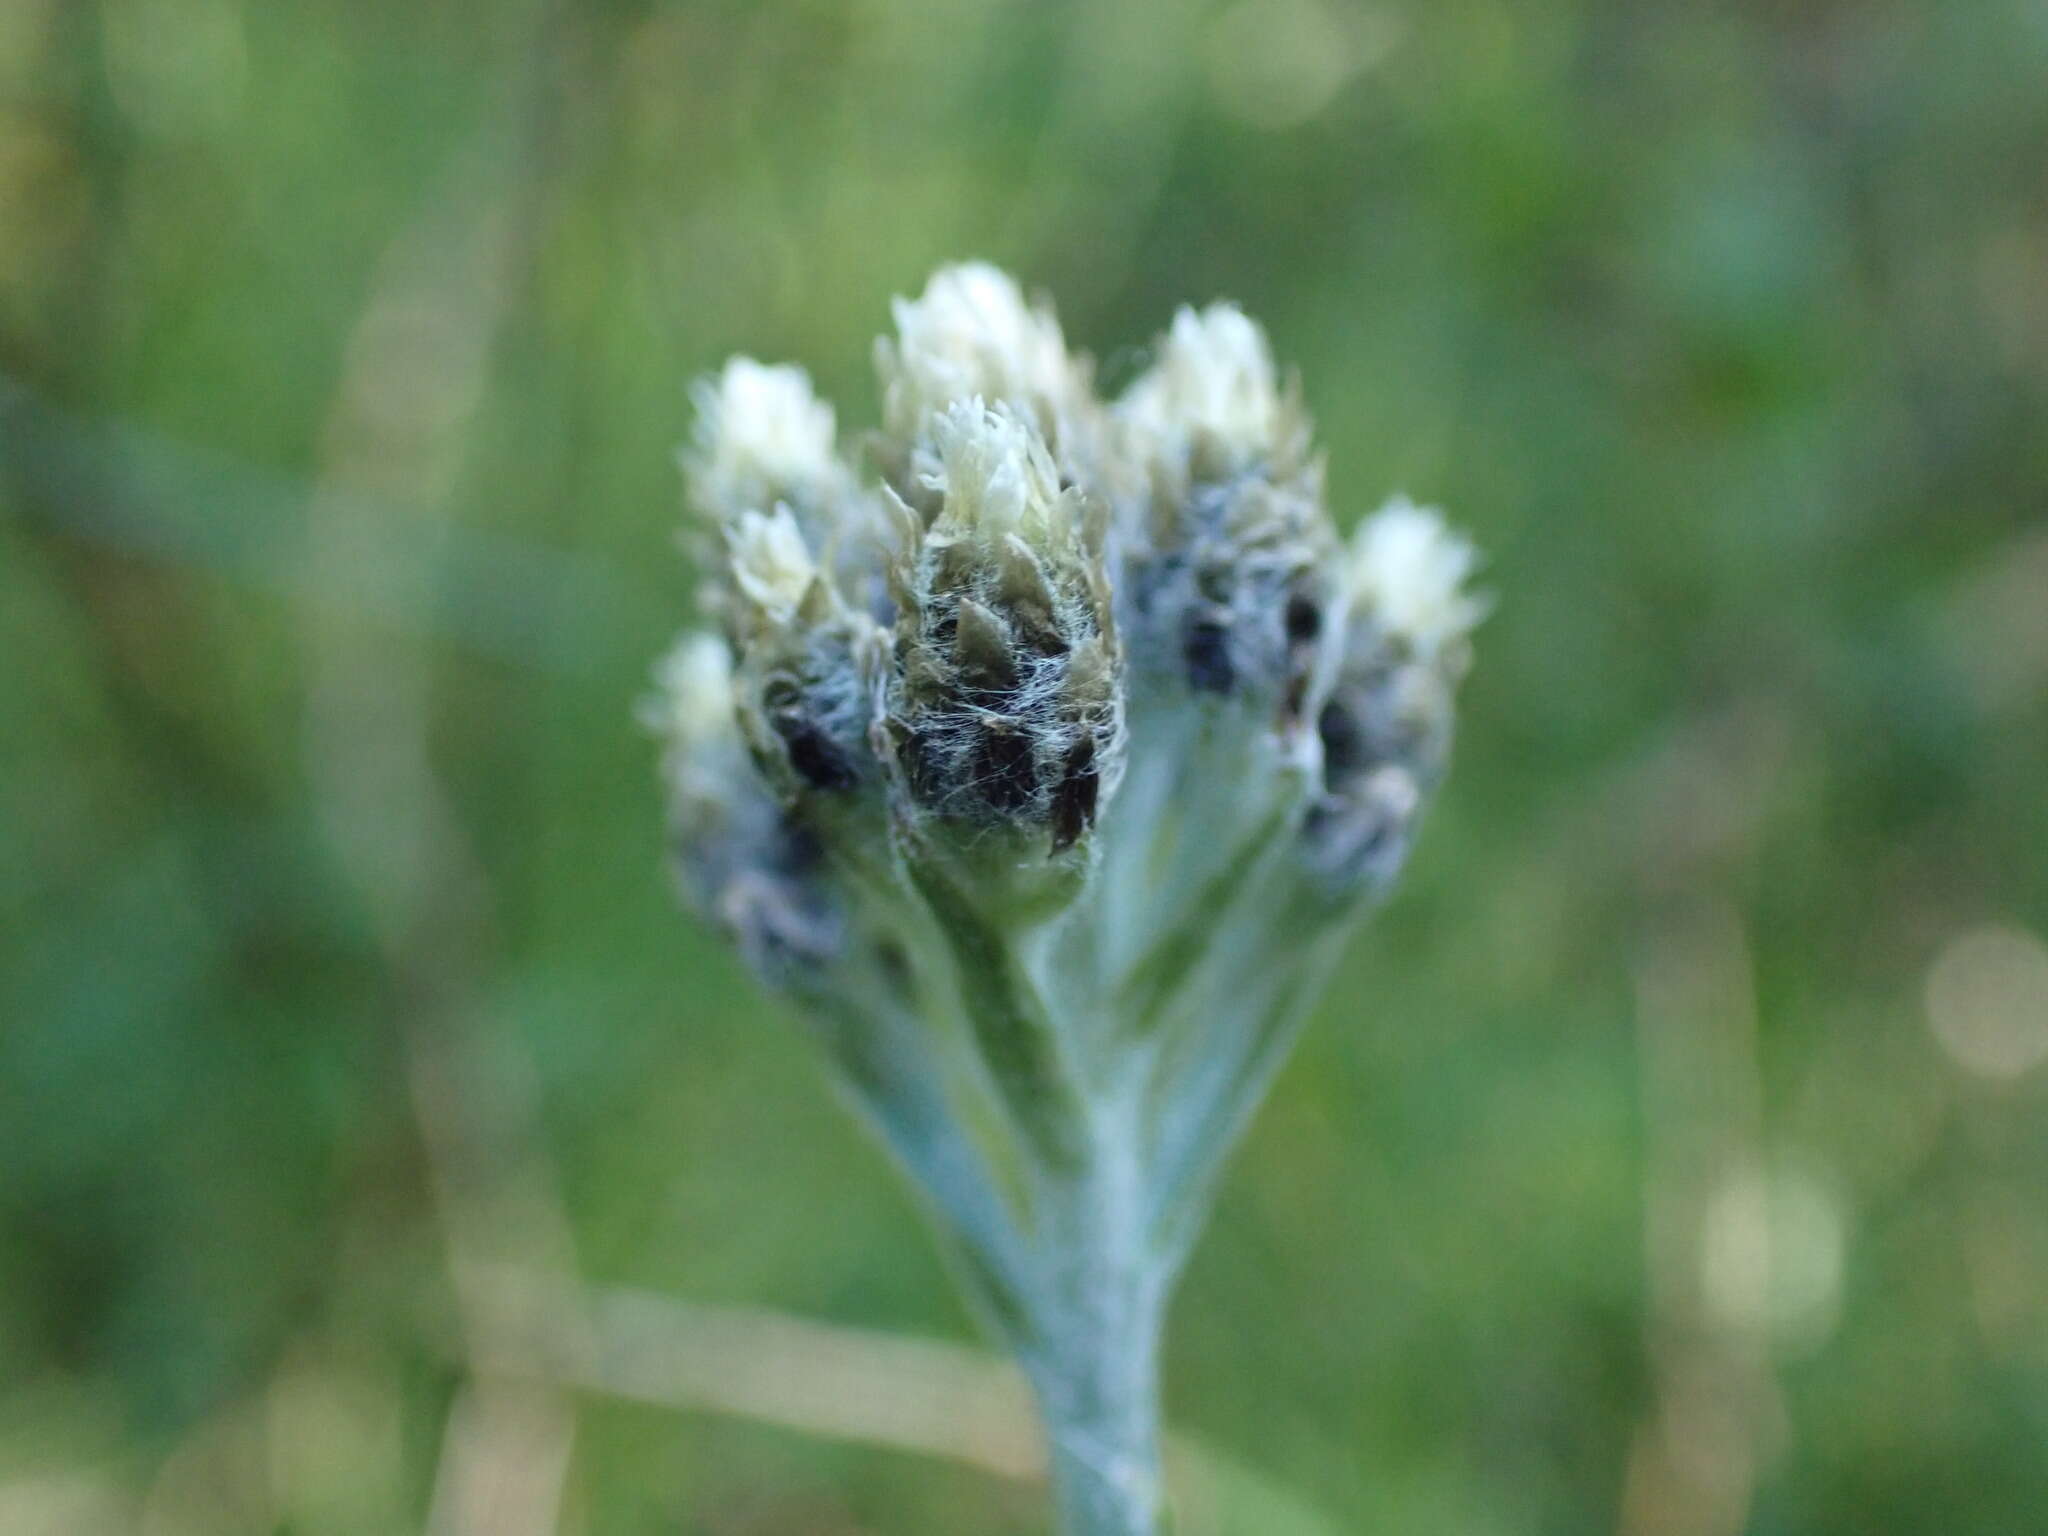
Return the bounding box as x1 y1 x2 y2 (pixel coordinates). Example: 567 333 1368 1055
1016 1090 1168 1536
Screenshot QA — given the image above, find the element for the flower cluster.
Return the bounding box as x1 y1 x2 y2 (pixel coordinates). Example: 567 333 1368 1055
648 263 1483 1535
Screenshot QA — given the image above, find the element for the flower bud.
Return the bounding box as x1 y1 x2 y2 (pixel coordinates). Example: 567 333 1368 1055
874 263 1099 493
1118 304 1312 490
714 506 888 799
684 357 887 616
1117 305 1333 716
883 400 1122 851
644 633 843 977
1343 494 1490 667
1303 499 1485 897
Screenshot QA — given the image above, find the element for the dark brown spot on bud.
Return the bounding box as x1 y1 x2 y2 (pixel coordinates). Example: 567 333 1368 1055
1284 592 1321 645
1049 736 1099 853
775 711 860 790
975 718 1039 812
762 678 859 791
1317 698 1368 780
1279 591 1324 728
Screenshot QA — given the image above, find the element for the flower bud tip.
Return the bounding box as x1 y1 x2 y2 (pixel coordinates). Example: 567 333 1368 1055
1346 496 1489 661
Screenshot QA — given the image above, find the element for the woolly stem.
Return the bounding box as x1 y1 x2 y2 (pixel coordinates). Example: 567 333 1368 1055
1018 1094 1168 1536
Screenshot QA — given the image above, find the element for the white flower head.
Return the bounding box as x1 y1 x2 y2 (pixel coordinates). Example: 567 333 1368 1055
1120 303 1302 478
877 263 1086 449
687 357 849 520
1346 496 1489 660
725 505 818 623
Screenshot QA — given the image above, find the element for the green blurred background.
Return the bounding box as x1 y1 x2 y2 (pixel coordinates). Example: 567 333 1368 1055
5 0 2048 1530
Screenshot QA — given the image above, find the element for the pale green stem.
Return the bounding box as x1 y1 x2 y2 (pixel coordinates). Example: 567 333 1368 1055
826 771 1351 1535
972 904 1175 1536
1017 1089 1169 1536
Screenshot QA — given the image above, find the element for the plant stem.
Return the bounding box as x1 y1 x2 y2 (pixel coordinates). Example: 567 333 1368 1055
1032 1322 1163 1535
1020 1099 1168 1536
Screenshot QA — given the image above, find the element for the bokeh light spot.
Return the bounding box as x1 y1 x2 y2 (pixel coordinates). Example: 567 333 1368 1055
1701 1162 1846 1354
1925 924 2048 1081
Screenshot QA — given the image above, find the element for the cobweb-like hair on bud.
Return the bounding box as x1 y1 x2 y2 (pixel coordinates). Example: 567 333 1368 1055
882 400 1122 851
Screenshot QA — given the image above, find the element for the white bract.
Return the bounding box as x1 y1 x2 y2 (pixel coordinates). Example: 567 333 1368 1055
724 506 817 622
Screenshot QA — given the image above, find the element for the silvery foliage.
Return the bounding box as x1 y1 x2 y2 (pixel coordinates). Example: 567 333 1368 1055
648 267 1484 1535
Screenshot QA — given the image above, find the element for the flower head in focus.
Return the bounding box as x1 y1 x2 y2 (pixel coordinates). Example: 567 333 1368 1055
881 399 1121 850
